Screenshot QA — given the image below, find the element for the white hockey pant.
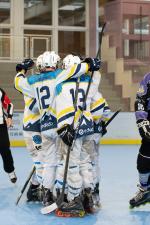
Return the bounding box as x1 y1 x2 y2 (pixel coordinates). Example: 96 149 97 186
23 131 43 185
83 134 101 188
55 138 82 201
41 130 57 191
80 138 94 190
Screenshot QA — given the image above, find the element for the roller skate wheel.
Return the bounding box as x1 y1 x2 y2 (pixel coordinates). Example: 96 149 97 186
79 210 85 217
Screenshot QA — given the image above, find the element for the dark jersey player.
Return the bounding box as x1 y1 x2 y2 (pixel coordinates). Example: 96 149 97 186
129 73 150 208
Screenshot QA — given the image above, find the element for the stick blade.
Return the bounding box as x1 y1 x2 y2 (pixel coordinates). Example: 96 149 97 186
40 202 58 215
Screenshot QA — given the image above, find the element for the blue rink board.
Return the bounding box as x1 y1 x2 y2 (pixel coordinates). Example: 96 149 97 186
0 145 150 225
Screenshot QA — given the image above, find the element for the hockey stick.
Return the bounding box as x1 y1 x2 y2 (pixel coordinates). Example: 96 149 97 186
16 166 36 205
104 109 121 128
41 108 121 215
41 23 106 215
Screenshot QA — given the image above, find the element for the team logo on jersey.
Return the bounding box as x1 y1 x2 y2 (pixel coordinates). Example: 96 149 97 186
77 115 94 137
41 113 57 131
137 85 144 94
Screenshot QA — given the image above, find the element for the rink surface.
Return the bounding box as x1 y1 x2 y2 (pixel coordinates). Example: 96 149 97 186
0 145 150 225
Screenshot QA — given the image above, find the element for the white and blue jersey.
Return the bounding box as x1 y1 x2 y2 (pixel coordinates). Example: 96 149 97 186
14 63 89 132
56 74 101 138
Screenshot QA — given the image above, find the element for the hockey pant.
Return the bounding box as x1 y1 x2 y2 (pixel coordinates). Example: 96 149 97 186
0 122 15 173
80 138 94 190
41 129 57 191
23 130 43 185
82 134 101 188
55 138 83 201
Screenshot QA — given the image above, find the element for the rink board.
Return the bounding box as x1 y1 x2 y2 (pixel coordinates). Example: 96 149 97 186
9 112 141 147
0 145 149 225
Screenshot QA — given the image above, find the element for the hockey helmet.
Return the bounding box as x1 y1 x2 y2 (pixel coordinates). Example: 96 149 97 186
42 51 60 68
36 54 43 71
63 54 81 69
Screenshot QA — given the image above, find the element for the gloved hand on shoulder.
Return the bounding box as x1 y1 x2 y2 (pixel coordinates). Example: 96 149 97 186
16 58 34 73
84 58 101 72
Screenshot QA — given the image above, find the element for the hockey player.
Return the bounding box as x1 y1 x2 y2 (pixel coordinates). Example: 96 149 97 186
55 54 101 217
87 93 111 211
15 57 43 202
129 72 150 208
14 51 101 209
0 88 17 183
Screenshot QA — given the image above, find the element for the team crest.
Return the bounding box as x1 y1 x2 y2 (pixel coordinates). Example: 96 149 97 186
137 85 144 94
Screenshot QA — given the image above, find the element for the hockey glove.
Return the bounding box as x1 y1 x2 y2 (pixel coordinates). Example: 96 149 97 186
137 119 150 141
16 58 34 73
57 124 75 147
100 120 107 136
84 58 101 71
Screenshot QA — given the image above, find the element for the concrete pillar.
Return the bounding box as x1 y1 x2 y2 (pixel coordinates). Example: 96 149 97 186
88 0 98 57
11 0 24 61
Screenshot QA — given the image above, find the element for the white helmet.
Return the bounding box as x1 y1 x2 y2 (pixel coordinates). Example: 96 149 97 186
63 54 81 69
42 51 60 68
36 54 43 71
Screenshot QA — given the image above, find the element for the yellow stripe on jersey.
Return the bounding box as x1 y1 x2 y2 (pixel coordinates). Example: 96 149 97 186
23 113 40 123
74 110 91 123
66 63 89 79
48 105 56 115
91 98 105 110
15 77 23 93
25 98 34 107
57 106 74 120
93 115 102 120
38 105 56 117
67 65 77 79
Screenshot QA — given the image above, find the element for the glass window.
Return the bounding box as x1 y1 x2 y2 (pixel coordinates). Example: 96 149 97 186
58 0 85 26
0 0 10 24
0 28 10 58
58 31 85 57
24 30 52 58
133 17 149 35
24 0 52 25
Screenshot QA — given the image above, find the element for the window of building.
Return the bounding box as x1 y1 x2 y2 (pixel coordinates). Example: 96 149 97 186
0 0 10 24
0 28 10 58
24 30 52 58
133 16 149 35
58 31 85 57
58 0 85 26
124 39 150 60
24 0 52 25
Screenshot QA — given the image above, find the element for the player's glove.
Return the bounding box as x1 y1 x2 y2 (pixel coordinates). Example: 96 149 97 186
93 120 107 136
137 119 150 141
16 58 34 73
84 58 101 71
100 120 107 136
57 124 75 147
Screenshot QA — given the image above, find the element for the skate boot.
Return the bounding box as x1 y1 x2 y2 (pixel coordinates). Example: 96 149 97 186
129 185 150 208
56 189 68 203
55 196 85 217
92 183 101 212
42 187 54 207
8 171 17 183
27 183 41 202
83 188 94 214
